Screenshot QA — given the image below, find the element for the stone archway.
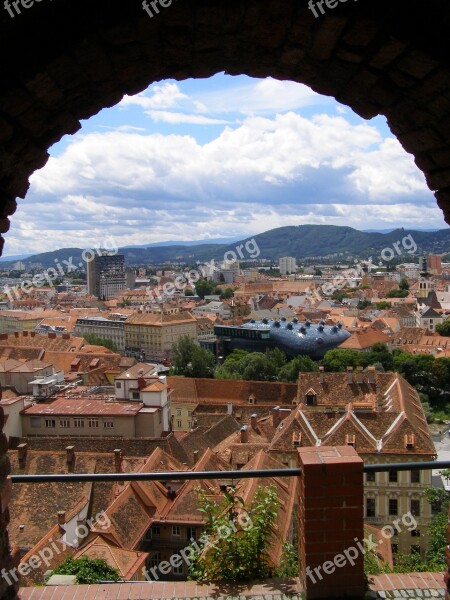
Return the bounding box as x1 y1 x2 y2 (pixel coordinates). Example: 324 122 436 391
0 0 450 255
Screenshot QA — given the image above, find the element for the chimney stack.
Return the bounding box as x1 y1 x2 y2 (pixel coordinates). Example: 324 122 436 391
272 406 280 428
17 443 27 468
319 366 324 384
250 414 258 429
66 446 75 472
57 511 66 527
114 449 122 473
227 403 233 415
356 366 364 384
193 450 199 464
368 366 376 384
240 425 249 444
347 366 353 385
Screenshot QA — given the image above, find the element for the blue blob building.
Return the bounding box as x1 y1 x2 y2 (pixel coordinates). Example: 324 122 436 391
215 317 351 360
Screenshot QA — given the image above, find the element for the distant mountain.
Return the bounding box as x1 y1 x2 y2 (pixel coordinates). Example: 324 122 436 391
0 254 32 262
2 226 449 269
122 236 242 249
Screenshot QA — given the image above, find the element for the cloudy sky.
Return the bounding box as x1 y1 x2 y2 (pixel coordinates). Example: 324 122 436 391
3 73 447 257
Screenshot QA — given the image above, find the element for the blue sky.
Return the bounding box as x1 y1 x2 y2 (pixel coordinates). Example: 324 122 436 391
4 73 447 256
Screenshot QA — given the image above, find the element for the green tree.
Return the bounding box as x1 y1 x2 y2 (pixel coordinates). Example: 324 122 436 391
399 277 410 291
172 336 215 378
321 349 361 372
51 555 121 584
436 318 450 337
195 279 218 299
220 288 234 300
278 355 318 382
188 484 282 582
83 335 118 353
387 289 409 298
375 301 391 310
357 299 372 310
184 288 194 296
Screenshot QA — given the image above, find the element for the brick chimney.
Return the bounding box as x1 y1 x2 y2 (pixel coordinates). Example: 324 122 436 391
272 406 280 428
347 366 353 384
240 425 248 443
17 443 27 468
250 414 258 429
319 366 324 384
114 449 122 473
356 366 364 384
368 366 376 384
66 446 75 472
193 450 199 464
57 511 66 528
22 331 28 337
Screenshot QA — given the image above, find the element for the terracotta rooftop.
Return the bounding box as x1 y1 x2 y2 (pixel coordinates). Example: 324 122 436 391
22 397 143 416
125 311 196 326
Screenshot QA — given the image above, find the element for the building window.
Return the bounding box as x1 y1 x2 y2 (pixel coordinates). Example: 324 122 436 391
411 470 420 483
171 556 183 575
187 410 193 417
132 392 140 400
366 472 376 483
45 419 56 428
411 529 421 537
150 552 160 568
60 419 70 428
388 470 398 483
411 499 420 517
88 418 98 428
172 526 180 537
176 420 182 428
115 382 121 388
30 417 41 428
151 525 160 536
187 527 196 541
176 409 182 416
73 418 84 428
306 394 316 406
389 499 398 516
103 419 114 428
188 421 192 429
366 498 375 517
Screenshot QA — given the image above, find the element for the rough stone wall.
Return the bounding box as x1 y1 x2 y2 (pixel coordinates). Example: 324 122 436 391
0 401 18 599
0 0 449 253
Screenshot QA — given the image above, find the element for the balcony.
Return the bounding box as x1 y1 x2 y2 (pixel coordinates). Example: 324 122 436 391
7 448 450 600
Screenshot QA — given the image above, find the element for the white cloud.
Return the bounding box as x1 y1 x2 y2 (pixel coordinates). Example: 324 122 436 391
6 105 442 256
149 111 231 125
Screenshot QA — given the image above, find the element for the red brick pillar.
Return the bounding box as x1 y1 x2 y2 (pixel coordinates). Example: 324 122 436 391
0 397 19 600
297 446 364 600
445 512 450 600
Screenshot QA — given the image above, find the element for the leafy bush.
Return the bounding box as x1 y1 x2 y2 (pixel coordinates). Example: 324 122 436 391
51 555 121 584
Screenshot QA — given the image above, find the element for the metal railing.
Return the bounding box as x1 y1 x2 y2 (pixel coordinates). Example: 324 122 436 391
10 460 450 484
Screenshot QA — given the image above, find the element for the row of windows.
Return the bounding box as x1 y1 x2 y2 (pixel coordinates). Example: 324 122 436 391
175 420 192 428
366 470 421 484
31 417 114 429
175 409 193 417
366 498 420 517
147 525 197 540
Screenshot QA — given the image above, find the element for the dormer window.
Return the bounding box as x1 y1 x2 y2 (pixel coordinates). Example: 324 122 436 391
248 394 255 405
346 434 356 448
305 388 317 406
293 432 302 448
405 434 415 449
